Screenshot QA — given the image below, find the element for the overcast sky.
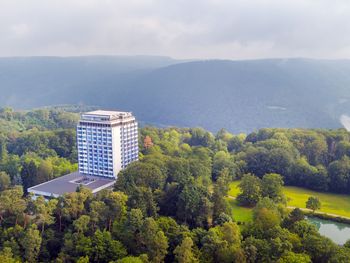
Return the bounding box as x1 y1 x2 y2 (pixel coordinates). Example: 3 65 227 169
1 0 350 59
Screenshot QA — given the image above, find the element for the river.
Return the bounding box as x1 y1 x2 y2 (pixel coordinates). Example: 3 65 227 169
307 216 350 245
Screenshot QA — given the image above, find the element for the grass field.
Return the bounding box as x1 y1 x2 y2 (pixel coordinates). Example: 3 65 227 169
228 180 350 220
226 198 253 222
284 186 350 218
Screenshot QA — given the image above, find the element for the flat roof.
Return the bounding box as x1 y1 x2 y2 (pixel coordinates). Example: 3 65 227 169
28 172 116 197
85 110 130 117
81 110 134 122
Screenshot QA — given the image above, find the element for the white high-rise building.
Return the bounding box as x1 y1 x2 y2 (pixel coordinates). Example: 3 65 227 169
28 109 138 198
77 110 139 178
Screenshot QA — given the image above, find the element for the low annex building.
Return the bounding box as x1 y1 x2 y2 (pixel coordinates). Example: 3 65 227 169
28 110 139 198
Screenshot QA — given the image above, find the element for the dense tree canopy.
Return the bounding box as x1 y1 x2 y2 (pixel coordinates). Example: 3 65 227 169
0 109 349 262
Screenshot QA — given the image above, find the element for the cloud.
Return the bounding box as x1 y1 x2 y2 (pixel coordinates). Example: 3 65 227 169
9 23 31 38
0 0 350 59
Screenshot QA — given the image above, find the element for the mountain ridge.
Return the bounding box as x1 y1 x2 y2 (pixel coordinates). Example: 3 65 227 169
1 56 350 132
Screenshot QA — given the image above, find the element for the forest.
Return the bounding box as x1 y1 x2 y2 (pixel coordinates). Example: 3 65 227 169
0 107 350 262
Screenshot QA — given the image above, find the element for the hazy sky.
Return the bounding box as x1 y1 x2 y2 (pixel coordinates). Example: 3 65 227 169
1 0 350 59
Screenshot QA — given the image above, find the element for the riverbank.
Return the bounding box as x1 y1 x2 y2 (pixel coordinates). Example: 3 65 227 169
297 208 350 224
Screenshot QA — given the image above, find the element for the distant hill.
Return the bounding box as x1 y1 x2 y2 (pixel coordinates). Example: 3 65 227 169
1 56 350 132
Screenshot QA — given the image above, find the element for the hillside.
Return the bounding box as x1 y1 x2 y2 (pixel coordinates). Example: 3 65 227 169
1 112 350 261
1 57 350 132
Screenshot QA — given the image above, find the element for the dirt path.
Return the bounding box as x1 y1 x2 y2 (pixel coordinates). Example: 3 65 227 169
286 206 350 220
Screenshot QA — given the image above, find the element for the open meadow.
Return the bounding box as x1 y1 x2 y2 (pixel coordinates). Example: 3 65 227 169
228 181 350 221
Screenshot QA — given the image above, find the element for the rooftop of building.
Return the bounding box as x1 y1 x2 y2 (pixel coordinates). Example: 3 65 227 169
81 110 134 122
85 110 130 116
27 172 116 198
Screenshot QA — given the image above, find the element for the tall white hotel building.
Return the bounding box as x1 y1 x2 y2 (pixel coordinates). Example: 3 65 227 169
28 110 138 198
77 110 139 178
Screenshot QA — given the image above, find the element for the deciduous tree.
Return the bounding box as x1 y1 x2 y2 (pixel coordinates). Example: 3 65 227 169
174 237 199 263
237 174 262 206
306 196 321 212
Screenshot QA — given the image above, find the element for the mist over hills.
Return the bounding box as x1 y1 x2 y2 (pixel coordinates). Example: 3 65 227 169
1 56 350 132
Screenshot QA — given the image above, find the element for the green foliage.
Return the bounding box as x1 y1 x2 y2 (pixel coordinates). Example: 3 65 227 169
185 128 215 148
200 222 243 263
33 196 58 232
344 239 350 248
0 247 20 263
261 173 285 203
20 224 42 263
77 256 90 263
212 151 235 180
212 169 231 220
0 107 79 133
116 255 147 263
0 186 26 225
277 251 311 263
0 109 349 262
104 191 128 231
73 215 91 234
237 174 262 206
141 218 168 263
92 230 127 263
328 156 350 193
114 208 144 255
283 208 305 228
176 181 212 228
306 196 321 212
302 234 337 262
253 198 282 232
174 237 199 263
0 171 11 191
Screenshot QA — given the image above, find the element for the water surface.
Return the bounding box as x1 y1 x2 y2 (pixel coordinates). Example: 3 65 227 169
307 217 350 245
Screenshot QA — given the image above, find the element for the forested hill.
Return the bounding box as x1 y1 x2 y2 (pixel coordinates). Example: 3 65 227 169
1 56 350 132
1 109 350 261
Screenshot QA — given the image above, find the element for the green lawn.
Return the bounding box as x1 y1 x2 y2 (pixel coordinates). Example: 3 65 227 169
284 186 350 218
228 180 350 220
226 198 253 223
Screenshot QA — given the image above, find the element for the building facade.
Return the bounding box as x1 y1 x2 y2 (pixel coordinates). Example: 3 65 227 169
77 110 139 178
